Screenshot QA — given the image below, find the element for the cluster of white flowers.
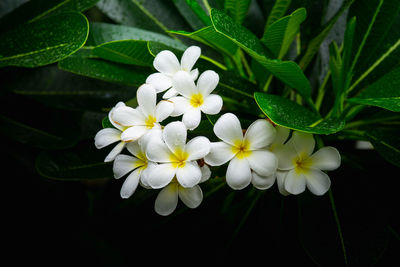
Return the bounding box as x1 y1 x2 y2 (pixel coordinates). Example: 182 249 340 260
95 46 341 216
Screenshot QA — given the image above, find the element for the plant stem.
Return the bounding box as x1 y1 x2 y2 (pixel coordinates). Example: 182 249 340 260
263 74 273 92
329 188 349 267
239 49 255 82
315 70 331 111
344 115 400 129
202 0 212 15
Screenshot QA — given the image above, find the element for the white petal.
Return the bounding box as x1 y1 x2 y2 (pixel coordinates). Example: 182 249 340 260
163 121 187 153
186 136 210 161
176 161 202 188
147 163 176 189
111 106 146 126
137 84 156 118
244 119 276 150
276 141 297 171
145 138 172 163
247 150 278 177
154 183 179 216
284 169 306 195
104 141 126 162
172 70 197 98
276 170 290 196
180 46 201 72
200 165 211 183
213 113 243 145
139 127 162 152
120 126 148 142
290 131 315 157
140 162 157 188
169 96 191 116
273 125 290 146
178 185 203 208
108 102 126 131
162 87 179 99
309 147 341 171
204 141 235 166
200 94 223 115
190 68 199 80
305 169 331 196
182 108 201 130
197 70 219 96
155 100 174 122
251 172 276 190
226 157 252 190
113 154 141 178
153 50 180 75
146 73 172 93
94 128 121 149
120 168 141 198
126 141 141 158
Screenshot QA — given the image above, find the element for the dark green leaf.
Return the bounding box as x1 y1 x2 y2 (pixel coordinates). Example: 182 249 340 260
366 128 400 167
102 116 114 129
347 66 400 112
2 65 135 111
298 0 354 70
210 8 311 98
86 22 186 50
254 93 345 134
169 26 239 56
0 12 88 68
96 0 191 36
0 0 99 31
224 0 251 25
58 49 149 86
261 8 306 59
264 0 292 29
36 143 114 180
93 40 154 66
0 114 78 149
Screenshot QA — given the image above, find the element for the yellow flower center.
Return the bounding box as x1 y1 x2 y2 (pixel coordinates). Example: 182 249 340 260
232 139 252 159
170 148 189 168
293 152 313 174
145 115 157 129
190 93 204 108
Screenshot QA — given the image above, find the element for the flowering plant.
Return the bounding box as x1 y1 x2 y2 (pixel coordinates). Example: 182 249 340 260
1 0 399 264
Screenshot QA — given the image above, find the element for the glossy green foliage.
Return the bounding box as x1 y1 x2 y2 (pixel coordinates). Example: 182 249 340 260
0 12 88 67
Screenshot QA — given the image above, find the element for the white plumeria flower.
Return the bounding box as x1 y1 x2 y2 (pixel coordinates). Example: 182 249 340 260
277 131 341 196
146 46 201 99
154 165 211 216
169 70 223 130
204 113 278 190
111 84 174 142
94 102 127 162
113 141 157 198
145 121 211 189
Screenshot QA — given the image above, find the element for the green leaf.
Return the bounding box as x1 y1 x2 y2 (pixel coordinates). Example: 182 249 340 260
224 0 251 25
173 0 208 30
58 48 149 86
298 0 354 70
93 40 154 66
169 26 239 56
210 8 311 99
264 0 292 29
86 22 187 50
2 64 136 111
0 12 88 68
0 0 99 31
102 116 114 129
96 0 190 37
261 8 306 59
254 93 345 134
347 66 400 112
366 128 400 167
0 114 78 149
36 143 114 181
